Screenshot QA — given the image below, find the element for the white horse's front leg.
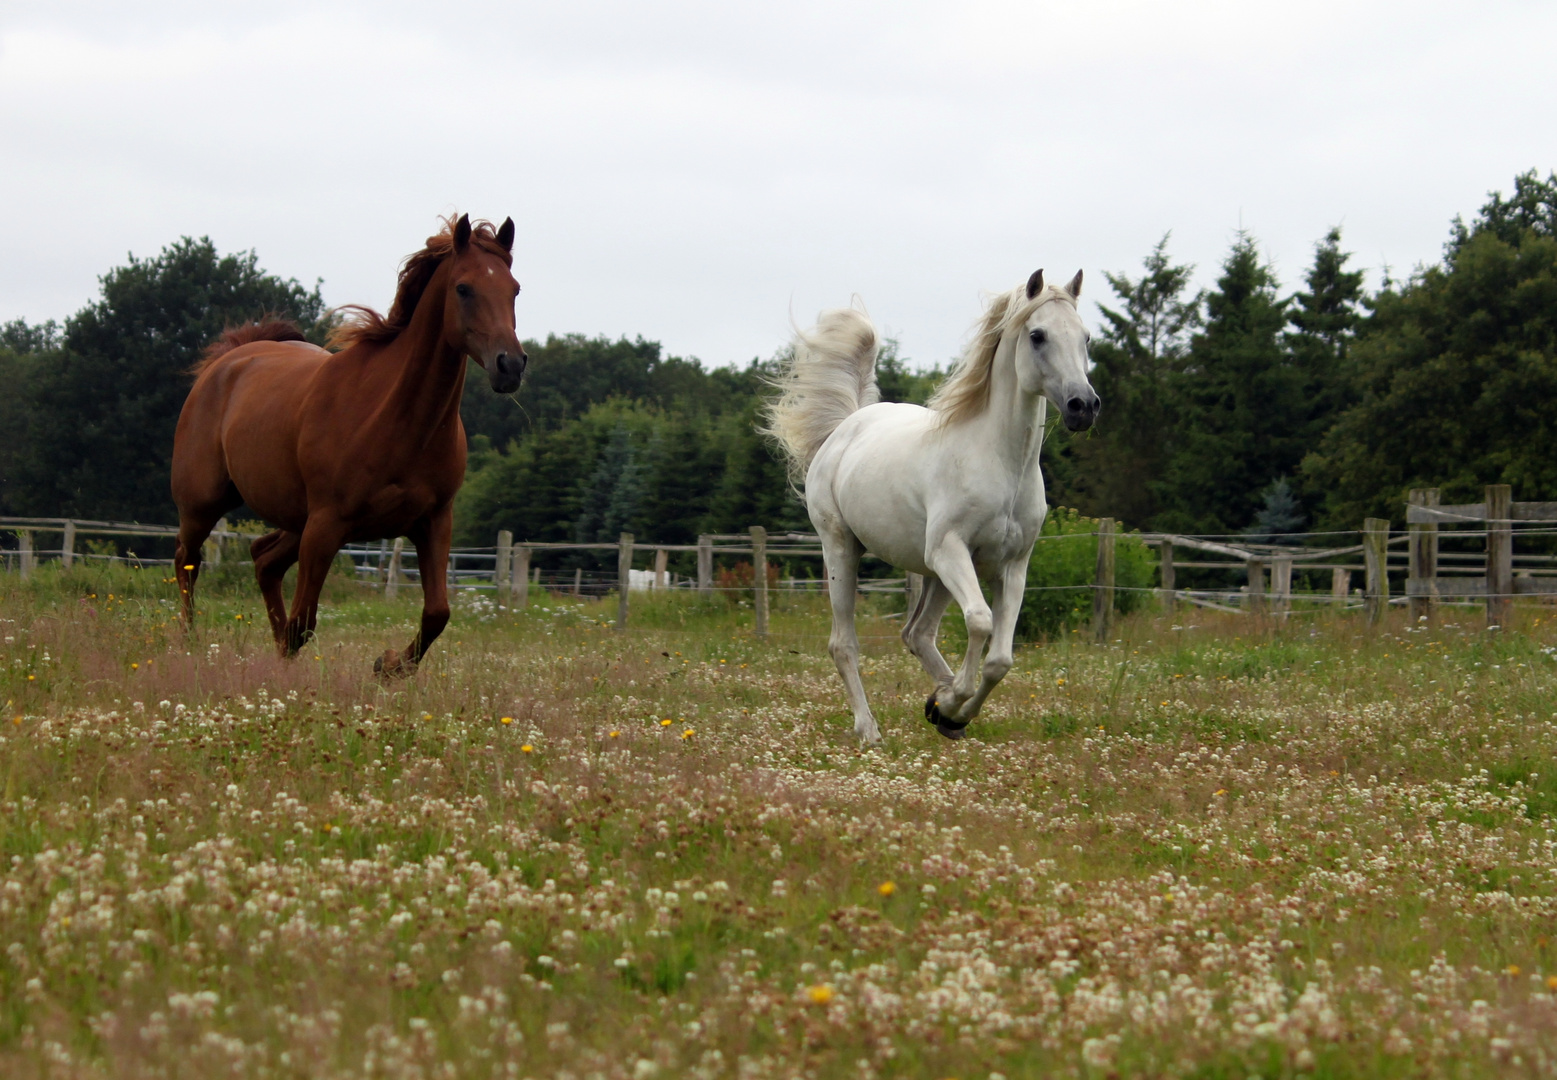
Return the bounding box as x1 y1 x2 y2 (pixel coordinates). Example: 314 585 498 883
924 537 992 739
821 535 880 745
956 554 1029 721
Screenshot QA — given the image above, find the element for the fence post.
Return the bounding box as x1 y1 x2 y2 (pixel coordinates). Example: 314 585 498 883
1407 488 1439 623
61 520 76 570
18 530 34 579
573 567 582 596
1092 518 1115 641
1272 556 1293 616
1363 517 1389 625
617 532 633 630
512 545 530 609
1486 483 1513 628
1246 559 1266 614
495 530 512 605
1332 567 1351 602
653 548 668 590
1157 540 1175 612
697 535 713 595
751 525 769 638
386 537 405 600
205 517 226 567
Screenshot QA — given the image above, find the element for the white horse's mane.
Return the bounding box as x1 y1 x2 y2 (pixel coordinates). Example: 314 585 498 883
927 284 1078 427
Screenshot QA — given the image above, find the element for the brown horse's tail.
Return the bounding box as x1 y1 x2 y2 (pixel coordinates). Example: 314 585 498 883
191 316 309 375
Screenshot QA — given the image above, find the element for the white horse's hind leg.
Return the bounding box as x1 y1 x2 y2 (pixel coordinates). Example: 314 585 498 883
958 555 1028 720
821 534 880 745
924 536 993 738
901 575 955 690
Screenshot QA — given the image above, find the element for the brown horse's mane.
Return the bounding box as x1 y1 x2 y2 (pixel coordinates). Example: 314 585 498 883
328 215 513 351
192 316 309 375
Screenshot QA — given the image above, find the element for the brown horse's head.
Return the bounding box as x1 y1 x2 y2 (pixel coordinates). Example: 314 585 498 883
328 213 528 393
442 214 526 394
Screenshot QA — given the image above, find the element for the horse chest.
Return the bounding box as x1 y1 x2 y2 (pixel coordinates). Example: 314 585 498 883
969 514 1038 568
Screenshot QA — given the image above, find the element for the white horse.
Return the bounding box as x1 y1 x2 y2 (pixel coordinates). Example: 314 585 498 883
763 270 1099 744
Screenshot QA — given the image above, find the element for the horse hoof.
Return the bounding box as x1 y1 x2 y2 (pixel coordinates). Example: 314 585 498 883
924 695 969 741
375 651 415 679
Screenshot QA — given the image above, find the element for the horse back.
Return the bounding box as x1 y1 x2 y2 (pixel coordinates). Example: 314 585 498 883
173 341 332 526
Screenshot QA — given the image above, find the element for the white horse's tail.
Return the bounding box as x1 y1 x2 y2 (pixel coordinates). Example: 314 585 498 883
760 307 881 488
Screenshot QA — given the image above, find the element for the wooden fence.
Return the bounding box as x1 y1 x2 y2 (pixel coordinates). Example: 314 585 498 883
9 491 1555 637
1403 485 1557 626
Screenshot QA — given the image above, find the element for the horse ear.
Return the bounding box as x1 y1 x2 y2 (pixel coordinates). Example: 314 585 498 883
453 214 472 253
496 217 515 253
1065 269 1083 299
1025 269 1044 300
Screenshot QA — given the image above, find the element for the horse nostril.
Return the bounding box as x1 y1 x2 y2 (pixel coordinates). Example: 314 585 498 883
1067 397 1087 414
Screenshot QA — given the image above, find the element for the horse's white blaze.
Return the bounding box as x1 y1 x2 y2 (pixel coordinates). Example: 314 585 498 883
763 276 1097 745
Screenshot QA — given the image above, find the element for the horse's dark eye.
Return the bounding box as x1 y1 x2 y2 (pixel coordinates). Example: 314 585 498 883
455 283 474 299
1029 329 1047 346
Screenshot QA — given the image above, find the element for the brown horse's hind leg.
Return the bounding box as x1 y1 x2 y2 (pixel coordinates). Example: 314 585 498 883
251 530 301 649
376 506 453 678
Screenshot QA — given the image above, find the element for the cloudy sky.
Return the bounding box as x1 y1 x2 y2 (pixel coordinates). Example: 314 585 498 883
1 1 1553 368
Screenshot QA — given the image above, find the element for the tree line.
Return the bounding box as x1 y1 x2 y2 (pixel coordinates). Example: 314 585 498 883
1048 170 1557 536
1 170 1552 552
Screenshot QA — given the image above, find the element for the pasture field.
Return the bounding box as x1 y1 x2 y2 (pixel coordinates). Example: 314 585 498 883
3 567 1557 1079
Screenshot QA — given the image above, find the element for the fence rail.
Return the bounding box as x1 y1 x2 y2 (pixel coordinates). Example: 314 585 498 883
7 488 1555 637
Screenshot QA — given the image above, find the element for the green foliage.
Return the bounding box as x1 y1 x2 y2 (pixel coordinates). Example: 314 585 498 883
1244 477 1306 543
1287 226 1366 440
1016 507 1156 640
1047 234 1201 528
457 333 763 450
874 337 942 405
9 238 328 523
1156 234 1302 534
1303 176 1557 525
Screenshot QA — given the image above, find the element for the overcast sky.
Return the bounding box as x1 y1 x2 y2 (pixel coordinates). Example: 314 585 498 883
2 1 1553 369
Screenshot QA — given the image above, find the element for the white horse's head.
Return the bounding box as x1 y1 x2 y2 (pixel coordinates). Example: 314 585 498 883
1014 269 1099 432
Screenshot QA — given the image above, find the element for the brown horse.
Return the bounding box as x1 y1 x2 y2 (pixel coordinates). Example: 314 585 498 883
170 214 525 674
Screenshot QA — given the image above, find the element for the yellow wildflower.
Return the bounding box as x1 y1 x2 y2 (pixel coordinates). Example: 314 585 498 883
878 882 895 897
806 984 834 1005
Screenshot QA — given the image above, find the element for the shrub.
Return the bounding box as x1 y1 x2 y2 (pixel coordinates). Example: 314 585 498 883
713 560 780 605
1017 506 1156 640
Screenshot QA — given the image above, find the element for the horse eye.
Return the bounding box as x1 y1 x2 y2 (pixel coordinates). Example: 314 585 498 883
455 283 474 299
1029 329 1047 346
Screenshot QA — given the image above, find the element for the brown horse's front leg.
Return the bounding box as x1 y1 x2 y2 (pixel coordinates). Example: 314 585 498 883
281 518 345 658
375 507 453 678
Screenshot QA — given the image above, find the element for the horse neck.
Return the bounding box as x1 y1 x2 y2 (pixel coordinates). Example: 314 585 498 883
377 269 467 436
984 332 1047 471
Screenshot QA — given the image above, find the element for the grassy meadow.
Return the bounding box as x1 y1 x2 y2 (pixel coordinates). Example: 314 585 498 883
4 564 1557 1078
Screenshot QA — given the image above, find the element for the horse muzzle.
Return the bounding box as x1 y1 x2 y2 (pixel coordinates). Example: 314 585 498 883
487 349 526 394
1061 390 1101 432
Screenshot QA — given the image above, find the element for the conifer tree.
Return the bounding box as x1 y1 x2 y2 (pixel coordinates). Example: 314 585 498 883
1303 172 1557 524
1048 234 1201 528
1158 233 1299 533
1287 227 1365 440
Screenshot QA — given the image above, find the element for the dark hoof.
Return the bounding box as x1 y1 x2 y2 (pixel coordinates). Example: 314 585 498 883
924 695 969 741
